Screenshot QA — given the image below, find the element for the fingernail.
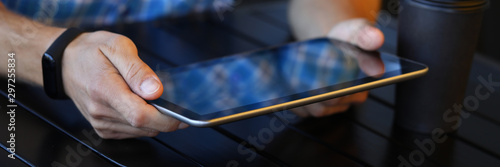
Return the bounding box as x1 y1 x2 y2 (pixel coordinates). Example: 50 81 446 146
140 77 160 94
178 122 189 129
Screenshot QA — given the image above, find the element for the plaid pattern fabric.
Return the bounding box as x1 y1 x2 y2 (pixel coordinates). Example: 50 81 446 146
1 0 233 27
279 39 360 94
157 39 361 115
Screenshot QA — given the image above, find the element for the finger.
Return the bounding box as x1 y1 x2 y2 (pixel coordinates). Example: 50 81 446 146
314 105 351 117
355 52 385 78
321 97 342 106
330 20 385 77
92 119 159 137
322 91 369 106
95 130 145 140
124 99 183 132
346 91 369 105
178 123 190 129
101 72 182 132
78 101 130 125
78 105 159 135
348 48 386 78
356 25 385 51
303 103 328 117
328 18 385 51
290 107 310 117
99 33 163 100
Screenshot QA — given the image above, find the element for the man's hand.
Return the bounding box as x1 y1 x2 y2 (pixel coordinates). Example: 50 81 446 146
62 31 188 139
291 18 385 117
0 3 186 139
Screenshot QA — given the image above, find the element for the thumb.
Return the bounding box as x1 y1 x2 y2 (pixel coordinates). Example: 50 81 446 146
328 18 384 51
335 40 386 78
100 34 163 100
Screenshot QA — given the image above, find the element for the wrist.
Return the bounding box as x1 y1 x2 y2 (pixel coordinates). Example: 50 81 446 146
0 6 67 85
0 7 65 57
39 26 66 57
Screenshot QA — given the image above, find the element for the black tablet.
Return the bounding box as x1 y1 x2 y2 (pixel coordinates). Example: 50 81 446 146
150 38 428 127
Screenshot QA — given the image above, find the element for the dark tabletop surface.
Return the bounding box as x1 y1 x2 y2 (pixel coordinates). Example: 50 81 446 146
1 1 500 166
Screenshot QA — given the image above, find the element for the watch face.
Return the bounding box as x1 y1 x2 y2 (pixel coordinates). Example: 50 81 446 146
42 53 58 98
42 52 68 99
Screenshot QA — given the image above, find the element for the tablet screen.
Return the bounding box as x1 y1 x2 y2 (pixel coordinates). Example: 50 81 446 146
151 38 425 120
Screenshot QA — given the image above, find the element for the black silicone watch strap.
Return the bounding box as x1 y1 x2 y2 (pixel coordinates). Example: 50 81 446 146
42 28 85 99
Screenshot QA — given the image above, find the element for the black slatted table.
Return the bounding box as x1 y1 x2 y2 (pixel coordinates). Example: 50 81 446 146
1 1 500 166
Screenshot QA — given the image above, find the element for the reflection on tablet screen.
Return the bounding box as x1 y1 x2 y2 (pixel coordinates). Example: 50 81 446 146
154 38 404 119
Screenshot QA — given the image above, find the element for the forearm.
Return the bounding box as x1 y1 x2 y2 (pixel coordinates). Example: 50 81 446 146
289 0 381 40
0 3 64 85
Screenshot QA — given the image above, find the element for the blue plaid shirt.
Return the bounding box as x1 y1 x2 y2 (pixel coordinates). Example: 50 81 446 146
2 0 233 27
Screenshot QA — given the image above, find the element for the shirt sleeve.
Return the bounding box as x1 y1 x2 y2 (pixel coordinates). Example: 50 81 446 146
1 0 234 27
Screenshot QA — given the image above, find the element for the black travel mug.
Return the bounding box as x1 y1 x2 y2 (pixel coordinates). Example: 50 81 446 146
395 0 488 133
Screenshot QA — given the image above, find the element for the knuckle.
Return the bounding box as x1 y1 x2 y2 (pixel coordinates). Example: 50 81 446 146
92 31 136 50
86 79 107 101
113 34 134 46
87 89 103 103
95 129 127 139
91 120 111 131
107 34 137 54
98 33 133 54
86 103 107 119
124 61 144 84
127 110 147 128
94 130 112 139
164 122 180 132
100 133 116 139
146 131 160 137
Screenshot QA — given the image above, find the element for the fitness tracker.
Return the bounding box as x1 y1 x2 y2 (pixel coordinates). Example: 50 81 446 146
42 28 85 99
